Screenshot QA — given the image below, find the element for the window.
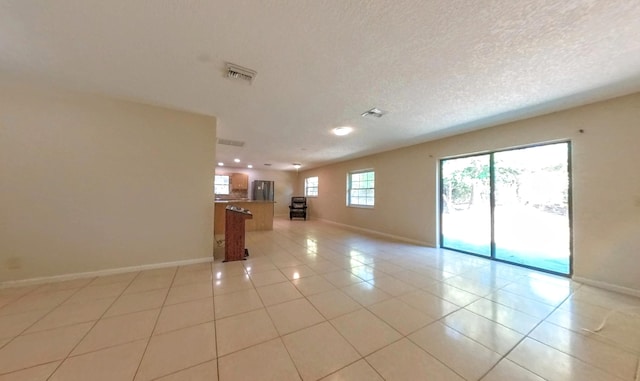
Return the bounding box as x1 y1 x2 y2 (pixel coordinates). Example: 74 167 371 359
348 170 375 207
304 176 318 197
214 175 230 195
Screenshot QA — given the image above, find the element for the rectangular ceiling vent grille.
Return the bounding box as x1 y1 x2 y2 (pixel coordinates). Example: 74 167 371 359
226 62 257 84
217 138 245 147
361 107 386 118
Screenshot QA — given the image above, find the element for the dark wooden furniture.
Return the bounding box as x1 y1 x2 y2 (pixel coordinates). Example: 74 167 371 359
289 197 307 220
224 206 253 261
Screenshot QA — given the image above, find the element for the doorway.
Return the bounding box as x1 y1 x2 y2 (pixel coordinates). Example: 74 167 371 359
440 142 571 275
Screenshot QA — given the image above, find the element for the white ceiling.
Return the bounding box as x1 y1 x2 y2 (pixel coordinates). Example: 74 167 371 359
2 1 640 171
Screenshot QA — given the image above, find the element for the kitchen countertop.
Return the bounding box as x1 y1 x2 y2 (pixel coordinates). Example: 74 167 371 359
214 200 275 234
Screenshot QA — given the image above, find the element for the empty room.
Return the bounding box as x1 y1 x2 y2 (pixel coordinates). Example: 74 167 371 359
1 1 639 380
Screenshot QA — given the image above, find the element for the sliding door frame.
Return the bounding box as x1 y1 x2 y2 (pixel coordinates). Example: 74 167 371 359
439 140 573 277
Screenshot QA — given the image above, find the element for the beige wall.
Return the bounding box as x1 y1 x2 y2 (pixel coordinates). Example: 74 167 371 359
299 93 640 292
216 168 298 216
0 84 217 282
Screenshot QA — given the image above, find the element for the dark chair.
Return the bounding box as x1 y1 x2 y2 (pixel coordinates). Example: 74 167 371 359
289 197 307 220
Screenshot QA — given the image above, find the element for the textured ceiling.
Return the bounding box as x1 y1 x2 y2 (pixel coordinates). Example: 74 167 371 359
1 0 639 170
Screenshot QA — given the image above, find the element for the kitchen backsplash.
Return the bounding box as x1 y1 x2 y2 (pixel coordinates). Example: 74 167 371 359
215 189 249 200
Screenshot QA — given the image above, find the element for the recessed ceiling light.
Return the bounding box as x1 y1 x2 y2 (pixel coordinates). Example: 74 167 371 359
218 162 224 166
247 164 253 168
332 126 353 136
234 158 240 163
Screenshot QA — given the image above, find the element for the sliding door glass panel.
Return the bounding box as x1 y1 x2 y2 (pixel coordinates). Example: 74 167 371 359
493 143 570 274
441 155 492 257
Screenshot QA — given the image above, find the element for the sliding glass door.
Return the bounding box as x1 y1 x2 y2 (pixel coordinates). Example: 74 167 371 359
440 155 492 257
440 142 571 275
493 144 571 273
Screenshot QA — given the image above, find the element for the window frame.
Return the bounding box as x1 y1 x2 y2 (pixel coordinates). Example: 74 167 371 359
439 140 572 276
214 175 230 195
347 169 375 208
304 176 319 197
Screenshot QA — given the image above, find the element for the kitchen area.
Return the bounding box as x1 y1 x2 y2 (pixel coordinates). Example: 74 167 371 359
213 171 280 237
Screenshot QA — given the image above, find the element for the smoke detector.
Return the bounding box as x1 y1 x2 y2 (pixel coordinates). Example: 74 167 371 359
226 62 257 84
361 107 386 118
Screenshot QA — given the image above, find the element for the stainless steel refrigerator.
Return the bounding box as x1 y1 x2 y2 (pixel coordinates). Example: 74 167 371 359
252 180 274 201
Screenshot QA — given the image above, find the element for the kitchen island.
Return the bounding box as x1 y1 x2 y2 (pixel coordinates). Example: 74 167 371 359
214 200 275 235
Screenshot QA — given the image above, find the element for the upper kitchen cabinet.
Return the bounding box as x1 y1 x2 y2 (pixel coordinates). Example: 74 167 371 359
230 173 249 190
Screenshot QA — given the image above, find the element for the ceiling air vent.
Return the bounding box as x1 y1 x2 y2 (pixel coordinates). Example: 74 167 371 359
226 62 257 84
361 107 386 118
217 138 245 147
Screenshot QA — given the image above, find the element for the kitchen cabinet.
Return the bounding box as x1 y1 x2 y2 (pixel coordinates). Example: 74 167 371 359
230 173 248 190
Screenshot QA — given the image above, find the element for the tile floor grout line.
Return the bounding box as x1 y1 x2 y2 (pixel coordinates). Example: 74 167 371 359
363 301 434 337
397 289 521 380
4 220 639 380
554 294 640 355
209 260 220 381
1 279 91 349
253 256 308 379
404 332 469 381
44 272 140 381
275 335 305 380
331 306 417 358
145 358 214 381
475 283 579 381
131 267 179 381
0 359 60 379
526 294 640 380
264 257 361 379
0 277 135 376
405 311 496 381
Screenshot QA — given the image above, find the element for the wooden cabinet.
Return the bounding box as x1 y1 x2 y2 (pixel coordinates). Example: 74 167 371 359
230 173 248 190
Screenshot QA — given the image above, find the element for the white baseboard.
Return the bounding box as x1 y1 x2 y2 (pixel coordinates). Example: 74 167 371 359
318 218 434 247
314 221 640 298
573 276 640 298
0 257 214 289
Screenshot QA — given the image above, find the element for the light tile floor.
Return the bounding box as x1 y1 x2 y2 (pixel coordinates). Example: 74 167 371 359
1 218 639 380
